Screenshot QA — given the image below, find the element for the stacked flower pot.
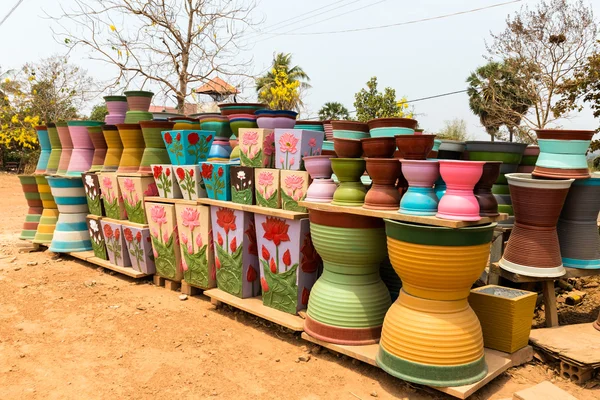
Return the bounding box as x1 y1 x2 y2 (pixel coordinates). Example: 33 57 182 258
331 121 369 207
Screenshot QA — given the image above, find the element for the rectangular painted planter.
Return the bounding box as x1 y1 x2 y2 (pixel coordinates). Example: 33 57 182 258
201 162 231 201
98 172 127 220
238 128 275 168
280 170 309 212
100 220 131 267
151 164 183 199
255 216 319 314
123 226 156 275
172 165 208 201
255 168 280 209
82 172 105 216
231 166 255 205
175 204 216 289
469 285 537 353
274 129 324 170
145 202 183 281
117 175 158 224
87 217 107 260
210 206 260 298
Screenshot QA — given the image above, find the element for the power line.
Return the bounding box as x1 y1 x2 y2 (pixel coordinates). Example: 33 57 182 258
347 89 468 114
0 0 26 28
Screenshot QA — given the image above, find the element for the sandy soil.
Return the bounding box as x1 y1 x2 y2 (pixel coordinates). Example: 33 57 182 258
0 172 597 400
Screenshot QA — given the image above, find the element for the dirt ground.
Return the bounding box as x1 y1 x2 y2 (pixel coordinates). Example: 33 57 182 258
0 172 597 400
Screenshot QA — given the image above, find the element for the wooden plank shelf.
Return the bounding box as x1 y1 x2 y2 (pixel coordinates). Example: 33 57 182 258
101 217 149 229
198 198 308 220
301 333 533 400
204 288 305 331
144 196 198 205
298 201 507 228
66 251 150 278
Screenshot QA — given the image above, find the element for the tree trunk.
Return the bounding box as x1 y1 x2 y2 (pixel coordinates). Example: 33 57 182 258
508 126 514 142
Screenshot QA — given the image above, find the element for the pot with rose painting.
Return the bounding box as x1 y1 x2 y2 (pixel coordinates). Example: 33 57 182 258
87 217 108 260
499 173 574 278
395 134 436 160
56 121 73 175
436 160 484 221
100 221 131 267
368 118 418 137
116 124 145 173
275 129 324 170
66 120 105 176
254 168 280 209
255 216 320 314
101 125 123 172
361 137 395 158
82 172 105 216
304 155 337 203
364 158 401 210
87 126 108 172
139 120 175 173
238 128 275 168
123 225 156 274
255 109 298 129
210 206 261 298
175 204 215 289
34 125 50 174
145 202 183 281
151 164 183 199
473 161 502 217
18 175 43 240
162 130 215 165
533 130 594 179
124 90 154 112
118 175 158 224
172 165 207 201
201 162 232 201
331 158 366 206
333 138 362 158
231 166 255 205
399 160 439 216
331 120 369 140
305 210 391 344
46 123 62 174
98 172 127 220
280 170 310 212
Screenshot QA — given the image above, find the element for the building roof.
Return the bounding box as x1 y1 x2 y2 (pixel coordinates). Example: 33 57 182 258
195 77 239 95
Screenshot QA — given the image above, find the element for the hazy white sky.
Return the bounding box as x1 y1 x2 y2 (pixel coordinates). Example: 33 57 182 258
1 0 599 140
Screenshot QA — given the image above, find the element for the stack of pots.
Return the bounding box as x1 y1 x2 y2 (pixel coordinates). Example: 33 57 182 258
219 102 265 161
139 120 175 173
199 114 233 162
124 91 154 123
18 175 43 240
434 140 466 199
361 136 400 210
101 125 124 172
34 125 51 174
66 121 105 176
332 134 366 207
33 175 59 245
116 123 145 173
533 130 594 179
45 123 62 174
55 122 73 175
323 120 334 141
104 95 128 125
87 125 108 172
304 155 337 203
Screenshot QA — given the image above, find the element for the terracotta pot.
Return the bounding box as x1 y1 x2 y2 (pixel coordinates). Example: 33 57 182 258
104 95 128 115
333 138 362 158
533 129 594 179
474 161 502 217
46 123 62 174
520 145 540 166
367 118 418 130
399 160 439 216
364 158 401 210
87 126 108 172
330 120 369 133
499 173 574 277
361 137 396 158
124 90 154 112
101 125 123 172
275 129 324 170
395 134 436 160
436 160 484 221
331 158 367 206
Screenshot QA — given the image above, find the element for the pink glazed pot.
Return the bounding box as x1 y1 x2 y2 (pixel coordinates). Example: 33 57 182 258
305 155 337 203
436 160 484 221
401 160 439 187
304 155 335 179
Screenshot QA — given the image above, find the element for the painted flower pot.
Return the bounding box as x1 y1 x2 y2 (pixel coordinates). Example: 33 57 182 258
305 210 391 345
123 226 156 274
151 164 183 199
46 123 62 174
254 168 280 208
210 207 260 298
118 176 157 224
82 172 105 216
331 120 369 140
557 173 600 269
499 173 574 278
217 102 266 116
231 166 255 205
145 202 183 281
87 126 108 172
436 160 484 221
34 208 59 245
47 176 89 214
207 136 233 162
533 130 594 179
520 145 540 166
124 90 154 112
255 109 298 129
331 158 366 207
473 161 502 217
333 138 362 158
104 95 128 115
368 118 417 137
18 175 43 240
87 217 108 260
162 130 215 165
101 125 123 172
201 162 231 201
364 158 401 210
49 213 92 253
124 111 153 124
275 129 324 170
100 221 131 267
304 156 336 203
280 170 309 212
361 137 396 158
199 115 233 138
34 125 51 174
255 216 319 314
438 140 465 160
138 120 175 173
173 165 207 201
228 114 258 137
98 172 127 220
238 128 275 168
399 160 439 216
116 124 145 173
395 135 435 160
56 122 73 175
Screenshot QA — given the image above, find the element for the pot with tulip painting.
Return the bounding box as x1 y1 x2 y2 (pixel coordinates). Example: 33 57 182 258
172 165 207 201
255 168 281 209
210 207 260 298
201 162 232 201
231 166 255 205
100 221 131 267
87 217 107 260
117 176 158 224
82 172 105 217
145 202 183 281
151 164 183 199
175 204 216 289
280 170 309 212
162 130 215 165
98 172 127 220
255 216 320 315
123 226 156 274
275 129 324 170
239 128 276 168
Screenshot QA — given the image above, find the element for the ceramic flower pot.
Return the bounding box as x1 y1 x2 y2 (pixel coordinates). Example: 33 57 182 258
151 164 183 199
33 208 59 245
56 122 73 175
124 90 154 112
201 162 232 201
399 160 439 216
104 95 128 115
18 175 43 240
304 155 336 203
139 121 175 173
124 111 153 124
116 123 145 173
172 165 207 201
331 120 369 140
118 176 157 224
210 207 260 298
474 161 502 217
533 130 594 179
218 102 266 116
123 226 156 274
323 120 334 141
162 130 215 165
499 173 574 277
230 166 255 205
36 175 56 210
169 117 200 130
82 172 104 216
275 129 324 170
305 210 390 344
395 135 436 160
100 221 131 267
47 176 89 214
295 120 325 132
255 109 298 129
65 121 104 177
49 213 92 253
380 258 402 302
368 118 417 137
331 158 367 206
362 137 396 158
438 140 465 160
46 123 62 174
101 125 123 172
238 128 275 168
105 114 126 125
98 172 127 219
207 136 233 162
254 168 280 208
333 138 362 158
175 204 215 289
227 114 258 137
433 176 446 200
436 160 484 221
364 158 401 210
34 125 50 174
280 170 309 212
87 217 107 260
87 126 108 172
304 155 334 179
145 202 183 281
199 115 233 138
520 145 540 166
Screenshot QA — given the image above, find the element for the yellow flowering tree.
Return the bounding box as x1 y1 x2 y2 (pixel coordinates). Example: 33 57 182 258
396 97 414 119
258 67 301 111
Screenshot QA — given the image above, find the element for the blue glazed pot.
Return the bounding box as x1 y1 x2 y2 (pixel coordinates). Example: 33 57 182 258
369 127 414 137
201 162 232 201
162 130 215 165
47 176 89 214
399 187 439 216
533 130 594 179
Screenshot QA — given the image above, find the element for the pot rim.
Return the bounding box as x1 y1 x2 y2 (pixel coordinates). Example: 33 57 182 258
124 90 154 97
367 117 418 130
218 102 267 108
115 123 142 129
330 120 370 132
506 173 574 189
395 134 437 140
139 121 176 128
438 160 485 166
304 155 337 160
361 137 396 143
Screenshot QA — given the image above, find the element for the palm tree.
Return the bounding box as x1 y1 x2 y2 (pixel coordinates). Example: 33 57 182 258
256 53 311 109
466 62 504 141
318 102 350 120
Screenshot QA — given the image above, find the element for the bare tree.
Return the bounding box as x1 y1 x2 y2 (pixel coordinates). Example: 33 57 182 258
51 0 258 112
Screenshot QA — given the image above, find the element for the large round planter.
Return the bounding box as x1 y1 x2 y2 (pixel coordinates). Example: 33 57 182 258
124 111 153 124
295 120 324 132
46 123 62 174
56 122 73 175
139 120 175 173
361 137 396 158
33 125 50 174
18 175 43 240
124 90 154 112
200 115 233 138
395 135 435 160
87 126 108 172
332 120 369 140
368 118 417 137
305 210 391 345
162 130 215 165
474 162 501 217
168 117 200 130
47 176 89 214
438 140 466 160
66 120 104 177
380 258 402 302
533 130 594 179
499 173 574 277
49 212 92 253
331 158 367 206
436 160 484 221
102 125 123 172
304 155 335 179
399 160 439 216
255 109 297 129
116 124 145 173
364 158 401 210
227 114 257 137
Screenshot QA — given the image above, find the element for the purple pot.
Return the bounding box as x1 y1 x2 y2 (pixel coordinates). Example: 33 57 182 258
306 178 337 203
401 160 439 187
304 155 335 179
257 117 297 130
100 220 132 267
104 96 129 115
105 114 126 125
123 226 156 274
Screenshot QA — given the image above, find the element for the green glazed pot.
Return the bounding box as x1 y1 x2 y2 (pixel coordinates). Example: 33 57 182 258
467 151 522 164
331 158 367 206
492 184 510 195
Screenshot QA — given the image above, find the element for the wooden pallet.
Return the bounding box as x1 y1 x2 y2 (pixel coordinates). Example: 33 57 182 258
180 281 212 296
66 251 151 278
204 288 305 331
198 198 308 220
16 241 44 253
301 332 533 400
153 275 181 291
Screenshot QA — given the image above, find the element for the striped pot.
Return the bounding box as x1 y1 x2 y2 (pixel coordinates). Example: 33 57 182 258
533 130 594 180
124 90 154 112
87 126 108 172
46 123 62 175
102 125 123 172
49 213 92 253
104 95 128 115
66 121 104 176
33 208 59 244
56 122 73 175
46 176 89 214
139 121 175 173
116 123 145 173
18 175 43 240
35 175 57 209
34 125 51 174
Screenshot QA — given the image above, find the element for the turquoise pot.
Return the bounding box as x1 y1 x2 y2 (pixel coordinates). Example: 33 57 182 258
295 124 324 132
49 212 92 253
536 139 590 169
433 139 442 152
201 162 231 201
369 127 414 137
333 130 369 140
434 176 446 200
399 187 439 216
162 130 215 165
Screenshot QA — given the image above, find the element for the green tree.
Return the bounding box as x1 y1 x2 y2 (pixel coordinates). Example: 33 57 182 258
353 77 411 122
318 102 350 120
437 119 470 141
256 53 311 111
89 104 108 121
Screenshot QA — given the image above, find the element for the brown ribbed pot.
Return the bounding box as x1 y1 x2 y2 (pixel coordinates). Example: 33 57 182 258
367 118 418 130
309 209 383 229
395 135 435 160
361 137 396 158
334 138 363 158
535 130 595 141
474 161 502 217
330 120 369 133
364 158 401 210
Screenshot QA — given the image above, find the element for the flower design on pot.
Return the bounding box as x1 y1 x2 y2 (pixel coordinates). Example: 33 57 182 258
87 217 107 260
148 204 178 279
176 167 197 200
177 206 212 288
100 174 126 219
83 173 103 216
213 207 243 295
124 227 145 269
279 132 298 169
121 178 145 224
231 166 255 205
187 131 213 164
281 171 308 212
255 169 279 208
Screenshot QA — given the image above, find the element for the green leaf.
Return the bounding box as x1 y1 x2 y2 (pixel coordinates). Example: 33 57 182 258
152 234 177 279
91 237 107 260
183 245 209 288
231 187 253 205
87 195 103 216
215 243 243 297
280 190 306 212
104 197 122 219
124 200 147 224
262 262 298 314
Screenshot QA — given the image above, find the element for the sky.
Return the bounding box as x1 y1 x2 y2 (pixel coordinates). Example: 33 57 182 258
1 0 599 140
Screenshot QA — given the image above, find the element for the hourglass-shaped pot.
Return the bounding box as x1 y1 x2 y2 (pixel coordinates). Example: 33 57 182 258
399 160 439 216
436 160 484 221
116 123 145 173
304 155 337 203
34 125 50 174
474 161 502 217
533 130 594 179
364 158 401 210
331 158 366 206
46 123 62 174
56 122 73 175
139 120 175 172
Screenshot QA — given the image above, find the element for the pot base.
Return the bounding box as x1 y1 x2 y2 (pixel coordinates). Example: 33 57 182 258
562 257 600 269
479 211 500 217
304 315 381 345
499 257 565 278
532 166 590 180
